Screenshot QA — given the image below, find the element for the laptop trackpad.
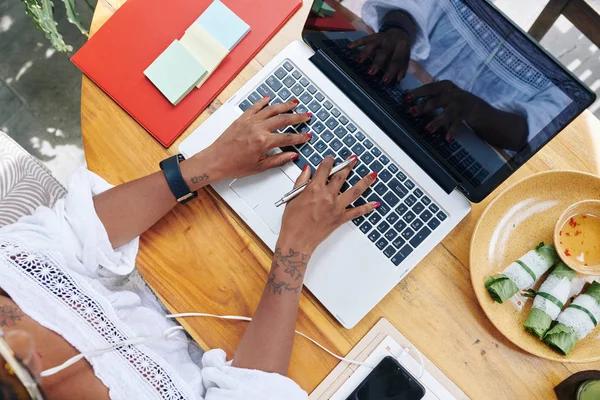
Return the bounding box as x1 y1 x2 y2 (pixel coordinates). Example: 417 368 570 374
229 168 295 234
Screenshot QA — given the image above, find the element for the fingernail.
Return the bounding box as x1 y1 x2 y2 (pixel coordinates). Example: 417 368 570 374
355 56 363 63
373 202 381 208
350 155 358 161
291 153 299 160
383 75 390 84
447 137 454 143
369 172 378 180
368 68 377 75
403 95 411 103
291 99 299 104
306 133 313 140
409 107 418 116
306 112 312 118
347 43 353 48
425 123 435 133
302 164 309 172
263 94 270 99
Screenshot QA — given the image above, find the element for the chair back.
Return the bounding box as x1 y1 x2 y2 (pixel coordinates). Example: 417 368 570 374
0 131 65 228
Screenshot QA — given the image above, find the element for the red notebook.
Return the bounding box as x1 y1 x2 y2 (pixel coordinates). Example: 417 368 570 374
72 0 302 147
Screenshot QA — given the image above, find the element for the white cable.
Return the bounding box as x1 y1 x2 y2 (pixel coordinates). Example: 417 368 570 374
40 326 184 377
166 313 374 368
398 347 425 380
41 312 425 381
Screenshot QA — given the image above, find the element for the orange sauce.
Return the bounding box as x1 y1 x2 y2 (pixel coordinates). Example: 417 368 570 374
558 214 600 266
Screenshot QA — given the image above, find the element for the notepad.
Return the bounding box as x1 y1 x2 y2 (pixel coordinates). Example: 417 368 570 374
196 0 250 50
181 24 230 88
144 40 207 105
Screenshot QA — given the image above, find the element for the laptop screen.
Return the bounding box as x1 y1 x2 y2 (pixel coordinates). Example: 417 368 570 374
301 0 595 202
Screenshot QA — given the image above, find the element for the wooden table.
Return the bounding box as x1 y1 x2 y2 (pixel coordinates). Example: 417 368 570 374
81 1 600 398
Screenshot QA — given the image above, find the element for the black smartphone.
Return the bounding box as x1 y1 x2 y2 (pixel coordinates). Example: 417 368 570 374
345 356 426 400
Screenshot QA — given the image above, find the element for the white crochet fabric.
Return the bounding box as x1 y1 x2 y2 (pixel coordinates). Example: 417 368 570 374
0 168 307 400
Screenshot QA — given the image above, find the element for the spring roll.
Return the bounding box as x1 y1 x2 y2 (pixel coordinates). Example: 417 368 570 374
544 281 600 355
524 262 576 337
485 243 558 303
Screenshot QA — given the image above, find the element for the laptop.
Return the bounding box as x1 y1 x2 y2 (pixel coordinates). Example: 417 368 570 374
180 0 595 328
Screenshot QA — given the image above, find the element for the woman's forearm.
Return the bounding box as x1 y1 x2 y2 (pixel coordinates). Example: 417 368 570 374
232 237 312 375
93 151 219 248
468 95 529 151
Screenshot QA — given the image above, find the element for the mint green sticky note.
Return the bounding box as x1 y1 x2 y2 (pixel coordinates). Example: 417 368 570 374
144 40 207 105
197 0 250 51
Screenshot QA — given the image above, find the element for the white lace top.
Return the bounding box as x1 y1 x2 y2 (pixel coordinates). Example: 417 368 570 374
0 168 307 400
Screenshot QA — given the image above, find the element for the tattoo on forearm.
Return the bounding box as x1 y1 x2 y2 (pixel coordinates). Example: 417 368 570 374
0 305 24 327
266 247 310 295
190 173 209 185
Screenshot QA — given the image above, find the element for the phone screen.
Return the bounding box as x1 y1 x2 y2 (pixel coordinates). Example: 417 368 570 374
345 356 426 400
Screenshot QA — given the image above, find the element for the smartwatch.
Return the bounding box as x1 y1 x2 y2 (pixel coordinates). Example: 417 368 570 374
159 154 198 204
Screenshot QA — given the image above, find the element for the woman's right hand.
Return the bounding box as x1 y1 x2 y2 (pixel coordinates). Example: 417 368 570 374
278 155 379 255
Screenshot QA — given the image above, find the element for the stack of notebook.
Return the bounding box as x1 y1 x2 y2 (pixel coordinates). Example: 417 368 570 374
144 0 250 105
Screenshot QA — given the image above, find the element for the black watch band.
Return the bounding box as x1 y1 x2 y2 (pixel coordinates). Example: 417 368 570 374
159 154 198 204
380 21 411 38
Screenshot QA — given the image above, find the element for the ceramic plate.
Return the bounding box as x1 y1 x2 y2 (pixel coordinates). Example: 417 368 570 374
471 170 600 362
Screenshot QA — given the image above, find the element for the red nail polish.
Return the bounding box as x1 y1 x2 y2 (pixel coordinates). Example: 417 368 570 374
355 56 363 63
291 99 299 104
447 137 454 143
373 202 381 208
409 107 418 116
263 94 270 99
425 124 435 133
291 153 299 160
306 133 313 140
403 95 411 103
302 164 309 172
383 75 390 84
368 68 377 75
306 112 312 118
369 172 378 180
350 155 358 161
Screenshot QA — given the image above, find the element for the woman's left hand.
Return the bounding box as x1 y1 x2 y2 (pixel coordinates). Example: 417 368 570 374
404 80 481 141
197 96 312 181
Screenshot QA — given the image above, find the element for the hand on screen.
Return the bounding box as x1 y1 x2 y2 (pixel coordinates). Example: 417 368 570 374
348 28 412 84
404 80 480 142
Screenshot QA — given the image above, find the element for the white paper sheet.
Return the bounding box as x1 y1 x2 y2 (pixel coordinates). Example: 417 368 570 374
331 335 457 400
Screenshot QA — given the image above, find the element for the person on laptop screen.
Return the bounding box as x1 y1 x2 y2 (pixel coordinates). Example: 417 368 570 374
347 0 571 153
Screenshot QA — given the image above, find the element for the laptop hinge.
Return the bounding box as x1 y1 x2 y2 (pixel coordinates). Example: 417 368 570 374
309 49 458 194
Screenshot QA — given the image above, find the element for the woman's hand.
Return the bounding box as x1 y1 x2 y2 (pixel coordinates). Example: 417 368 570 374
279 155 379 255
404 80 481 141
349 28 412 84
199 96 312 180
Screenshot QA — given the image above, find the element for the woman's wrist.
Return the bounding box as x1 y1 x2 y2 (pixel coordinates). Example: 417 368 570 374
180 149 224 192
381 10 417 45
275 234 315 262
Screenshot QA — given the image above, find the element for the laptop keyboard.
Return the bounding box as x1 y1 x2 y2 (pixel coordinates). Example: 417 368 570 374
238 59 447 267
324 38 491 187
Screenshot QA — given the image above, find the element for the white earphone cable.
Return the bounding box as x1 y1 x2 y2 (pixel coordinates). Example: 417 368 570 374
41 312 424 380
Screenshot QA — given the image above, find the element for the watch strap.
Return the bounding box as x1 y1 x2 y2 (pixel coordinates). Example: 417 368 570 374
159 154 198 204
380 21 411 38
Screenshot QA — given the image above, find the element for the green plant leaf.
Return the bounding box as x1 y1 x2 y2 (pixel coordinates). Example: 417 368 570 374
62 0 89 35
22 0 73 52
